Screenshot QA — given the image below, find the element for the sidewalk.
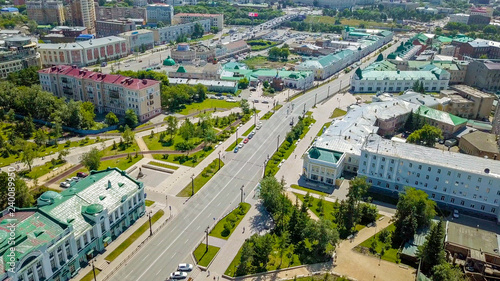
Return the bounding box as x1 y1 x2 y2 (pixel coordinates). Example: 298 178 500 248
72 202 174 281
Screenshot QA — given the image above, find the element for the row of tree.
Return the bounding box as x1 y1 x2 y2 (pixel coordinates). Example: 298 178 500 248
268 45 291 61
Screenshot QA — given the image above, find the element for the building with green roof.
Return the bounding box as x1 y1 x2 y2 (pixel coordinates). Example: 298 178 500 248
221 66 314 90
416 105 467 137
303 146 345 188
0 168 145 281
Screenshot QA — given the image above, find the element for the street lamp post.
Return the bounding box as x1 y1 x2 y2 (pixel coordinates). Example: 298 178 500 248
287 89 290 102
218 151 221 170
263 159 267 178
240 185 244 203
191 174 195 196
147 211 153 236
328 85 330 98
277 135 280 152
91 259 97 281
314 93 317 107
205 226 210 251
303 103 306 114
236 129 238 143
165 195 168 206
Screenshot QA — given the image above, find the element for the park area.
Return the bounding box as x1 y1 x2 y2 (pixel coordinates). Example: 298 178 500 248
209 203 250 239
176 99 240 116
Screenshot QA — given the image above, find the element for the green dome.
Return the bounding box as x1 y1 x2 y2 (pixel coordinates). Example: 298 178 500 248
163 56 175 66
177 65 186 73
309 147 320 159
85 204 104 215
39 191 62 202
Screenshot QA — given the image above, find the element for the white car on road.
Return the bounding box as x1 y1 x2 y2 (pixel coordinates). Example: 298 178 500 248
177 263 193 271
170 271 187 279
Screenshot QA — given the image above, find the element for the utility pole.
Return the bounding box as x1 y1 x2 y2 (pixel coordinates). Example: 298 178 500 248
240 185 244 203
218 151 221 170
277 135 280 152
205 226 209 251
328 85 330 98
191 174 195 196
236 129 238 143
254 109 257 126
287 89 290 101
303 103 306 114
263 159 267 178
340 80 342 92
91 259 97 281
148 211 153 236
314 93 317 107
165 195 168 206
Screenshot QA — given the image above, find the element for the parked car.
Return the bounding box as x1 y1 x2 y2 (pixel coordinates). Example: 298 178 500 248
262 100 269 104
177 263 193 271
243 138 249 144
234 147 239 153
60 182 70 188
170 271 187 279
238 143 244 148
71 177 80 182
77 172 88 178
453 210 459 218
254 99 259 103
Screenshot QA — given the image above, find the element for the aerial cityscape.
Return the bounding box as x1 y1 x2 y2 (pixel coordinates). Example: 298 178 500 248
2 0 500 280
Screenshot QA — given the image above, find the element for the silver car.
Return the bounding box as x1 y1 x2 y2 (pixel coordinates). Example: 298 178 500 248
177 263 193 271
170 271 187 279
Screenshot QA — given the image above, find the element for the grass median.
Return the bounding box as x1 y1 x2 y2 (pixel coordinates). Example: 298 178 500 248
105 210 165 262
225 138 243 151
80 269 101 281
260 104 283 120
145 200 155 207
331 108 347 119
242 125 255 136
176 159 224 197
147 161 179 170
209 203 250 240
193 243 220 267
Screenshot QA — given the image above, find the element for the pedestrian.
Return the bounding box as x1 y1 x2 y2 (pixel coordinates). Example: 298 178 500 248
295 154 297 159
243 227 245 233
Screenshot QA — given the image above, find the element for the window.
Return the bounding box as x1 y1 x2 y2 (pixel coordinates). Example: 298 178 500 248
431 194 435 198
478 178 482 183
457 173 461 178
460 200 465 206
76 239 81 251
451 198 455 203
492 208 496 213
468 175 471 180
391 159 394 164
418 165 422 170
441 196 445 201
481 205 485 210
437 169 441 174
436 177 439 182
428 167 431 172
409 163 413 168
470 204 475 209
447 171 451 176
426 175 429 180
382 157 385 162
373 156 376 160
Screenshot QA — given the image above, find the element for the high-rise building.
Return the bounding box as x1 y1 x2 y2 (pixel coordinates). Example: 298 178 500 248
146 3 173 25
96 20 136 38
68 0 97 34
26 0 65 25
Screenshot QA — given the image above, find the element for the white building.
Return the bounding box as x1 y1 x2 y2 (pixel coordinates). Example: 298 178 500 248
38 36 128 67
146 3 173 25
359 134 500 221
152 19 211 44
350 67 450 93
118 29 154 53
450 13 470 25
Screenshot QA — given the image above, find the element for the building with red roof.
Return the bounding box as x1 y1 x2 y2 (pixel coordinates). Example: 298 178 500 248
38 65 161 122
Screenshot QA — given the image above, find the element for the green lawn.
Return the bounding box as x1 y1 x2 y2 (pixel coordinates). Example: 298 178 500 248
242 55 290 70
177 159 224 197
142 132 202 151
105 210 164 262
295 193 338 221
331 108 347 119
193 244 220 267
226 138 243 151
246 39 278 51
177 99 240 115
102 141 140 157
189 33 216 42
145 200 155 207
147 161 179 170
209 203 250 240
316 122 332 137
20 159 67 179
290 184 330 196
152 147 214 167
0 138 104 167
304 15 393 29
79 269 101 281
70 155 143 178
242 125 255 136
356 223 400 264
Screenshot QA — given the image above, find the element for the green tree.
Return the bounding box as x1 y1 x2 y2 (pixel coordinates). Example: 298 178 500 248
268 47 281 61
122 125 134 145
157 21 166 28
192 22 205 39
238 77 250 89
393 187 436 245
240 99 251 115
417 220 445 274
277 231 290 266
81 147 102 171
339 177 371 233
80 101 96 129
432 263 466 281
0 172 34 209
105 112 119 126
376 53 384 61
6 66 40 87
252 234 274 268
58 149 70 162
259 176 285 215
407 124 443 147
33 128 48 147
21 142 37 171
52 116 63 138
179 119 195 141
236 240 255 276
124 109 138 127
280 47 290 60
165 116 178 140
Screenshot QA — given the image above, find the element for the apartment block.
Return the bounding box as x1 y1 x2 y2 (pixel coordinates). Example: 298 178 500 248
464 60 500 92
38 36 128 67
173 13 223 30
39 65 161 121
449 85 495 120
96 20 136 38
26 0 65 25
118 29 154 53
0 168 146 281
96 6 147 22
0 36 40 78
152 19 211 44
146 3 173 25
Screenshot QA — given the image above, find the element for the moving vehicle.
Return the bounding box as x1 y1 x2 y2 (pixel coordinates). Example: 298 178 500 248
170 271 187 279
177 264 193 271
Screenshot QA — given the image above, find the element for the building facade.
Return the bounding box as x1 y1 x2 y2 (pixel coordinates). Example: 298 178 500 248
26 0 65 25
459 131 499 160
449 13 470 25
95 6 147 21
146 4 173 24
39 65 161 121
173 13 223 30
464 60 500 92
118 30 154 53
152 19 210 44
449 85 495 120
0 168 146 281
358 134 500 221
68 0 97 35
96 20 136 38
38 36 129 67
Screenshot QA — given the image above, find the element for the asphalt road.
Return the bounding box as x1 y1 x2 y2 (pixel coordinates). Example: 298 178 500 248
107 41 399 281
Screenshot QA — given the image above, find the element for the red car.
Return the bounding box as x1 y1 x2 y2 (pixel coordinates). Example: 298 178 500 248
77 172 88 178
243 138 249 144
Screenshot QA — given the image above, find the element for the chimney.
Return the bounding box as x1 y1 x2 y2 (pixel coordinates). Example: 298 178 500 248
142 79 147 85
